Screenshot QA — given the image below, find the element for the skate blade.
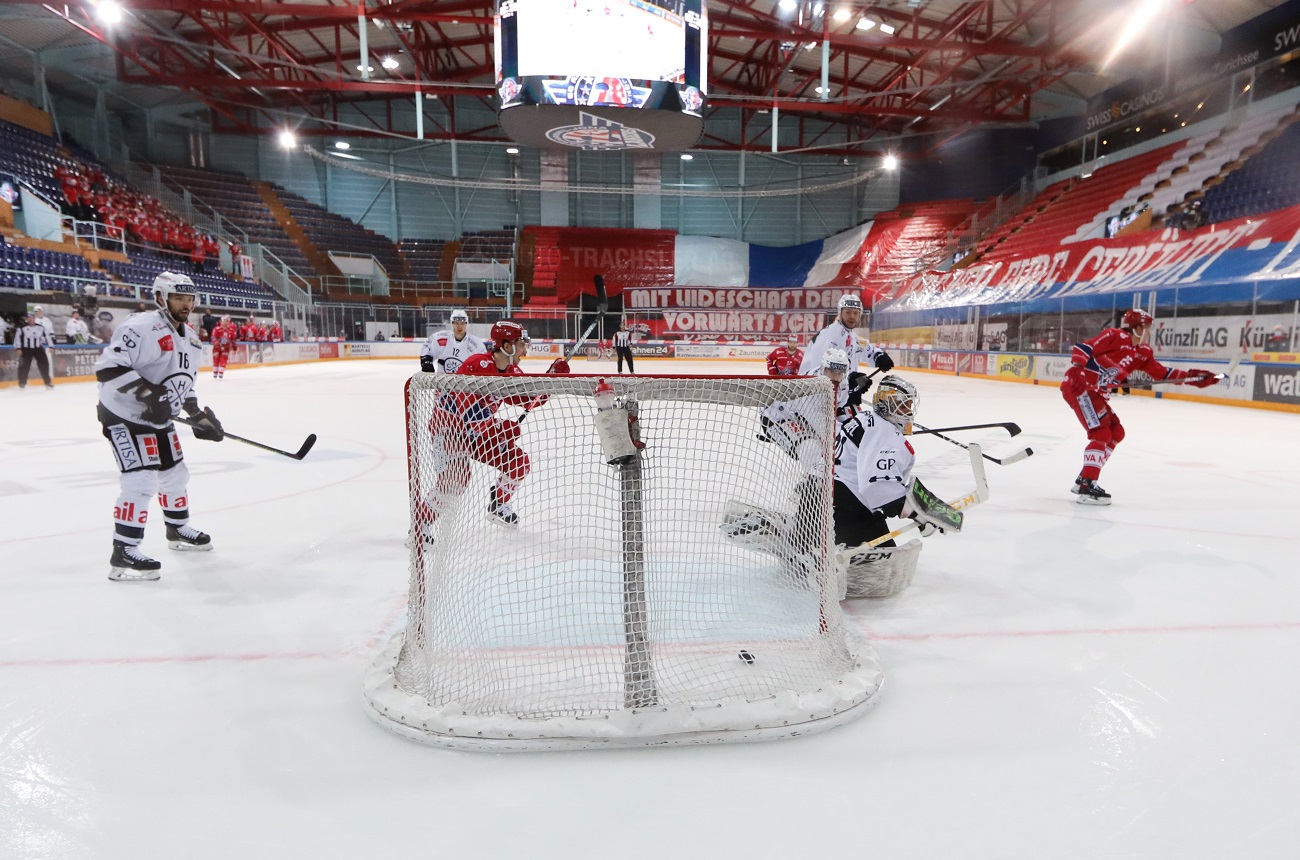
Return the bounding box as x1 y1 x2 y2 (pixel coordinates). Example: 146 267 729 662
109 566 161 582
167 540 214 552
1076 496 1112 506
488 514 519 529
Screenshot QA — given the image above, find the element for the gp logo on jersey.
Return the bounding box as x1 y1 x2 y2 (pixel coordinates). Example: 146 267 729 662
544 111 655 150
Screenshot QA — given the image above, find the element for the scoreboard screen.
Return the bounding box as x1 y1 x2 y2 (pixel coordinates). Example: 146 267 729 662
495 0 706 150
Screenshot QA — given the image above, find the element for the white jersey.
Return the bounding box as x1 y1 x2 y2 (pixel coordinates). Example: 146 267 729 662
66 318 90 342
798 319 887 376
420 330 486 374
95 310 203 428
759 382 850 476
833 409 914 512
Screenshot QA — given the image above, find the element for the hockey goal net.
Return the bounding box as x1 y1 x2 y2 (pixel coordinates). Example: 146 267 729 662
364 372 884 750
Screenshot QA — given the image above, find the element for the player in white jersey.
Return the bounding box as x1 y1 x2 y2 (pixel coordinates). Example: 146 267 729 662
94 272 225 582
420 309 486 374
798 292 894 378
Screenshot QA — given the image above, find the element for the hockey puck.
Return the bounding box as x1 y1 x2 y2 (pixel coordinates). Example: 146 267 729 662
738 650 755 664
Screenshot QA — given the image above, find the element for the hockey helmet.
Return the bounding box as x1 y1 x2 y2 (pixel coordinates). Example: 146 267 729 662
838 293 863 311
787 332 801 345
873 375 918 434
152 271 197 306
490 320 525 351
450 309 469 324
1121 308 1153 330
821 347 850 379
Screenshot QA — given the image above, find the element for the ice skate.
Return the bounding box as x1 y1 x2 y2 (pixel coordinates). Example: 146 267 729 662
1072 478 1112 506
166 523 213 551
488 494 519 527
109 541 162 582
404 522 437 547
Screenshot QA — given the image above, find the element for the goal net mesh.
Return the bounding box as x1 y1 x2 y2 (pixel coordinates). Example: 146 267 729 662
364 372 883 749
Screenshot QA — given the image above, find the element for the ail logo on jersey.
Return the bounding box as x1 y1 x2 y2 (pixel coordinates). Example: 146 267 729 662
158 335 174 352
113 501 147 525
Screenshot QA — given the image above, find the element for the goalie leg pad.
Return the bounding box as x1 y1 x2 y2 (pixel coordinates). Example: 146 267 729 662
720 501 791 555
842 539 922 599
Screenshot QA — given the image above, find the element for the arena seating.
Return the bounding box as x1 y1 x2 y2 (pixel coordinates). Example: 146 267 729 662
0 241 115 294
156 166 316 276
854 199 976 293
275 189 404 276
397 238 447 282
1199 114 1300 224
97 249 274 310
0 117 73 203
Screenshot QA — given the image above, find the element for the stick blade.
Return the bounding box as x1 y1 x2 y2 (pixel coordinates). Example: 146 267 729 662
996 446 1033 466
294 434 317 460
1003 423 1022 437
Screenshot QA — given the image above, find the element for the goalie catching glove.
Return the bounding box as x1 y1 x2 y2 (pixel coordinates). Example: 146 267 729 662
183 398 224 442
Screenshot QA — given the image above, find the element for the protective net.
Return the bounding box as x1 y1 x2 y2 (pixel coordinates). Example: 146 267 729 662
363 372 884 750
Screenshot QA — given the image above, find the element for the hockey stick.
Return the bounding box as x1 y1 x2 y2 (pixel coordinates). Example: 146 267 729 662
175 416 317 460
518 275 610 424
860 443 989 550
910 421 1021 437
913 422 1033 465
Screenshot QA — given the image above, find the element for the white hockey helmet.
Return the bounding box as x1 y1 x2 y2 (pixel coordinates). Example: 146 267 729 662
450 309 469 323
838 293 863 311
152 271 197 306
821 347 850 377
873 375 918 434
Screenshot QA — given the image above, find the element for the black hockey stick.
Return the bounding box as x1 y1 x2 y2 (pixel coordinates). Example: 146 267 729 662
913 422 1033 465
911 421 1022 437
175 416 317 460
519 274 610 424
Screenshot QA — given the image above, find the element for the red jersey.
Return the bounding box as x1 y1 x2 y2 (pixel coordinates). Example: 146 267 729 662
767 345 804 376
238 323 256 341
1069 327 1189 391
211 321 238 350
430 353 534 429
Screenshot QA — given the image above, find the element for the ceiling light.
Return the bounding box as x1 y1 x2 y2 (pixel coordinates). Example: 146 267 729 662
506 146 520 155
778 0 797 11
680 153 694 161
357 64 375 73
382 56 400 70
833 7 851 22
96 0 124 25
278 129 297 150
882 154 899 170
815 86 826 94
1101 0 1166 70
1135 126 1141 132
1180 122 1186 127
334 141 350 150
879 22 896 35
1197 102 1204 109
856 17 875 30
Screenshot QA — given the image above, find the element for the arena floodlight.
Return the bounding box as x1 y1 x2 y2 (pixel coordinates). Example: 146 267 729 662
334 141 351 150
778 0 797 12
856 17 875 31
1102 0 1166 70
96 0 124 25
382 56 400 71
278 129 297 150
882 154 899 170
506 147 520 155
833 7 852 22
879 22 896 35
680 153 694 161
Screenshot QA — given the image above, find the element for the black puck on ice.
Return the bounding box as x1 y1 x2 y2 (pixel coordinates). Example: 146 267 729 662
738 650 755 664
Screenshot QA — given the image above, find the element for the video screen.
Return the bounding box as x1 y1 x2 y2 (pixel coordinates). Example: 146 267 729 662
496 0 706 112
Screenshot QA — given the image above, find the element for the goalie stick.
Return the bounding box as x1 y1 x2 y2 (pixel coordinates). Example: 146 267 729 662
913 422 1034 466
859 442 989 550
175 415 317 460
911 422 1021 437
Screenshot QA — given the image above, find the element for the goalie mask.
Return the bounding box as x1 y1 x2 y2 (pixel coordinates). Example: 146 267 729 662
873 375 918 434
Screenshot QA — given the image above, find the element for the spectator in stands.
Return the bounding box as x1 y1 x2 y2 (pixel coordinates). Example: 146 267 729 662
1265 325 1291 353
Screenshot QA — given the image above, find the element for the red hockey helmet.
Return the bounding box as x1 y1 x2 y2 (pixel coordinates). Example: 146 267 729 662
490 321 525 349
1121 309 1153 330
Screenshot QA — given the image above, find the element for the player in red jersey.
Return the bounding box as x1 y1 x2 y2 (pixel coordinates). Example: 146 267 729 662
415 322 564 538
766 333 805 376
1061 309 1219 505
210 314 237 379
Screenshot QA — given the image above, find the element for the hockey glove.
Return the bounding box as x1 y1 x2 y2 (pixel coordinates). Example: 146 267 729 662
130 379 173 424
756 413 774 442
185 402 224 442
1186 369 1219 388
420 356 436 373
548 359 571 374
846 371 874 410
874 353 895 373
900 496 945 537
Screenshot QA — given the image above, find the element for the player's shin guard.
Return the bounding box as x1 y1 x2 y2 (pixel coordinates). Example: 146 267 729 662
159 462 211 551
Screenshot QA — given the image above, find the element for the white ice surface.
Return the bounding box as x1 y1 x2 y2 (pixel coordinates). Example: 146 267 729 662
2 358 1299 859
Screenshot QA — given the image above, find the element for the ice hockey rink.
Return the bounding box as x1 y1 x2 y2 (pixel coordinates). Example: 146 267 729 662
3 357 1299 859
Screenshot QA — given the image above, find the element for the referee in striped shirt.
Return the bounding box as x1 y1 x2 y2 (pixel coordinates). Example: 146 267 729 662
613 321 634 374
16 311 54 389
